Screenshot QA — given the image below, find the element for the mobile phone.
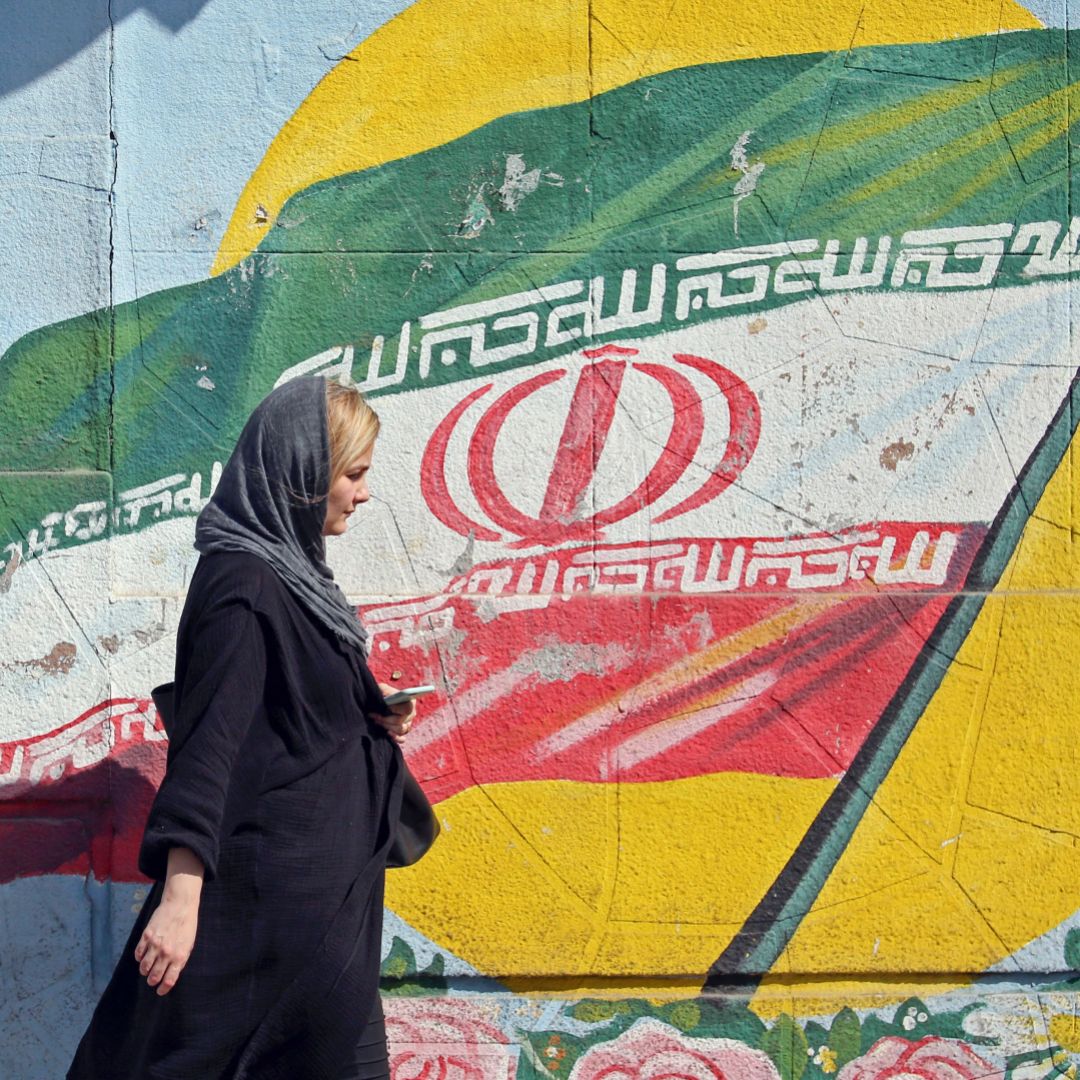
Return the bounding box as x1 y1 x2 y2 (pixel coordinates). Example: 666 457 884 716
382 685 437 707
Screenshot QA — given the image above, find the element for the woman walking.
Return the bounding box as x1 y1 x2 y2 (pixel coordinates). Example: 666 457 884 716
69 377 414 1079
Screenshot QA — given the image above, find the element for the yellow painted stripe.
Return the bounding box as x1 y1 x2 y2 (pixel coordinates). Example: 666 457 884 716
825 78 1080 222
213 0 1040 272
760 61 1033 172
934 83 1080 218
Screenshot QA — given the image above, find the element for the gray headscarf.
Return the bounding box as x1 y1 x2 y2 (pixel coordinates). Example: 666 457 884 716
194 376 370 655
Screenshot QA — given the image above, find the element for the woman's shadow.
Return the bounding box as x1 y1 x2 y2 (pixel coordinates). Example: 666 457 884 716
0 0 212 100
0 754 161 884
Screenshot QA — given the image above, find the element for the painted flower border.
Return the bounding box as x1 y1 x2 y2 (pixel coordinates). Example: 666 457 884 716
380 929 1080 1080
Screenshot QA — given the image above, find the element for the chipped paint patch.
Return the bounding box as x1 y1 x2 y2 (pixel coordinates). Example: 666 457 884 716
730 130 765 237
880 438 916 471
498 153 541 211
456 184 494 238
0 546 19 594
4 642 77 677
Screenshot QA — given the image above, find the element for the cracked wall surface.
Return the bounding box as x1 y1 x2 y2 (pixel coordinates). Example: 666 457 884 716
2 1 1080 1078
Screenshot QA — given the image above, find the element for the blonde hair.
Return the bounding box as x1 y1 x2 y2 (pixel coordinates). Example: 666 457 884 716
326 381 380 485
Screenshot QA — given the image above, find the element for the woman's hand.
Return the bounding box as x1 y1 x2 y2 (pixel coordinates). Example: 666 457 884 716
374 682 417 746
134 847 203 996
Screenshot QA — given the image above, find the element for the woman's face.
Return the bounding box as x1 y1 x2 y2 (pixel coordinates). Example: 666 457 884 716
322 444 374 536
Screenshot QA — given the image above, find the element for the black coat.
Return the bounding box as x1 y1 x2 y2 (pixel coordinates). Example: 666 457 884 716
69 552 401 1079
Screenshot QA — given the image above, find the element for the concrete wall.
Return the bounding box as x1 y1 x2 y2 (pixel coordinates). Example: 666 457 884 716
2 1 1079 1076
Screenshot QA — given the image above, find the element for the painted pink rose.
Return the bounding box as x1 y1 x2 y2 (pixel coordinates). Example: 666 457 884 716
385 998 518 1080
837 1037 1004 1080
568 1017 783 1080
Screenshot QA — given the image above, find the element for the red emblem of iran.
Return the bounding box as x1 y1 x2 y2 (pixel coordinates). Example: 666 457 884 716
420 345 761 547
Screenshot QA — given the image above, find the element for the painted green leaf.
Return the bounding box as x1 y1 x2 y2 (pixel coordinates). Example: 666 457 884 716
525 1031 588 1080
762 1014 809 1080
667 1002 702 1032
1064 927 1080 970
698 998 768 1044
571 1000 631 1024
379 936 415 980
829 1008 861 1066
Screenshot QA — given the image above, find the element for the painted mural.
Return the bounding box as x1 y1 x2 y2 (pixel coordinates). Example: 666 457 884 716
2 0 1079 1077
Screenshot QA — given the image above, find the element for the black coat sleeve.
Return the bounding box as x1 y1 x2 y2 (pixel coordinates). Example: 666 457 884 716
138 595 268 882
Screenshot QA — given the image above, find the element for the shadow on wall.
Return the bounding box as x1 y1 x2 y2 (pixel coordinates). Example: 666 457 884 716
0 0 212 99
0 754 161 885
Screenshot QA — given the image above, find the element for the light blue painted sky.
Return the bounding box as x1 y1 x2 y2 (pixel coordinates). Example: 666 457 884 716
0 0 409 355
1023 1 1075 28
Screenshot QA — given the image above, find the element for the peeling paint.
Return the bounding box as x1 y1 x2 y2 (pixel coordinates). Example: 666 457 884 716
0 546 19 594
456 184 494 238
4 641 77 677
730 130 765 237
497 153 541 212
880 438 916 471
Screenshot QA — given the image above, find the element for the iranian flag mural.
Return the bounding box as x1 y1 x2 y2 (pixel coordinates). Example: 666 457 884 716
3 1 1080 1075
